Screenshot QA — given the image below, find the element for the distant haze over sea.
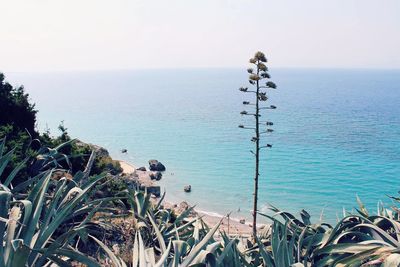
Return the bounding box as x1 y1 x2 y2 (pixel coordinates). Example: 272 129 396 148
7 68 400 222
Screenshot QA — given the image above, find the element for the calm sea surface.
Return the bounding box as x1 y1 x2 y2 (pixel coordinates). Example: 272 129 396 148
7 68 400 222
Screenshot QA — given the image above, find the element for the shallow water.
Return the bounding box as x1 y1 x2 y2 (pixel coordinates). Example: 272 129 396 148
7 68 400 222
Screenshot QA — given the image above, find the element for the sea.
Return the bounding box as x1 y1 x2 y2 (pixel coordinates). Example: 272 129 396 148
6 68 400 223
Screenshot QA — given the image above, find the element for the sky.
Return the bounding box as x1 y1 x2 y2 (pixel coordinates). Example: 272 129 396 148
1 0 399 71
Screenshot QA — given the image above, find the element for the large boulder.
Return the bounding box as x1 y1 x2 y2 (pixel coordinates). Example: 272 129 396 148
184 185 191 193
150 171 162 181
148 160 166 171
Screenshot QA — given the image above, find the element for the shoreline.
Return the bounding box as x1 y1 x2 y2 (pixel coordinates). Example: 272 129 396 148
118 159 258 236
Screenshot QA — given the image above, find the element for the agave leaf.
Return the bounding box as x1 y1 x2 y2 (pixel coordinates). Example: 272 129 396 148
315 243 381 256
53 139 76 151
382 253 400 266
349 223 399 247
155 191 166 210
4 206 21 265
191 250 217 265
0 149 15 178
0 138 5 156
181 220 221 267
40 179 67 229
172 240 189 266
11 172 43 194
0 191 12 267
132 232 139 267
334 246 385 266
165 217 197 238
34 174 105 250
90 234 122 267
216 238 238 266
7 239 31 267
174 205 196 225
21 170 52 247
256 236 275 266
137 231 147 267
300 210 311 226
154 241 172 267
147 211 167 253
3 157 29 187
14 200 32 238
356 195 369 218
54 247 101 267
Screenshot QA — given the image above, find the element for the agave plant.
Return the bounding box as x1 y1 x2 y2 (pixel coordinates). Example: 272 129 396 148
255 199 400 267
93 188 254 266
0 138 118 266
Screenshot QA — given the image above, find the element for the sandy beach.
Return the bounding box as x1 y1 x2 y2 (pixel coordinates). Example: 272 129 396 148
118 160 136 174
118 159 255 237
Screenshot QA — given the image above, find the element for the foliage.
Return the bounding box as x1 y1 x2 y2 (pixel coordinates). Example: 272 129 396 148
96 189 249 266
248 199 400 267
0 73 37 135
0 138 119 267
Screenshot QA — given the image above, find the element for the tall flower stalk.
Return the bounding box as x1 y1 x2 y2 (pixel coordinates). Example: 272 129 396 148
239 51 277 240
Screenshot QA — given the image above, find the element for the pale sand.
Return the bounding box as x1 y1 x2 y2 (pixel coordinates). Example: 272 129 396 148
118 160 255 236
118 160 136 174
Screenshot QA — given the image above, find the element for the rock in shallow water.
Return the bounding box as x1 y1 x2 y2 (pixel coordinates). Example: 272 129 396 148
184 185 191 193
148 159 166 171
150 171 162 181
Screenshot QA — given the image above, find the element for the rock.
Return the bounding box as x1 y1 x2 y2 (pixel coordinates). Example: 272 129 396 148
239 218 246 224
184 185 191 193
149 171 162 181
148 160 166 171
137 166 146 171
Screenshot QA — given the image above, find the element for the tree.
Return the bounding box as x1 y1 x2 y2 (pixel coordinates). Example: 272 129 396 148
238 51 277 240
0 73 37 135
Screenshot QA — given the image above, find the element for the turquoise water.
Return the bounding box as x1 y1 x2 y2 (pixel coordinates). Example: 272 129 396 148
6 68 400 222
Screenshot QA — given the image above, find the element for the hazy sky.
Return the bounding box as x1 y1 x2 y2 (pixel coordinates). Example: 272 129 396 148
1 0 399 71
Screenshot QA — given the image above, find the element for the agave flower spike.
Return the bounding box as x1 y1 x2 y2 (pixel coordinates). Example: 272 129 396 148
238 51 277 242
